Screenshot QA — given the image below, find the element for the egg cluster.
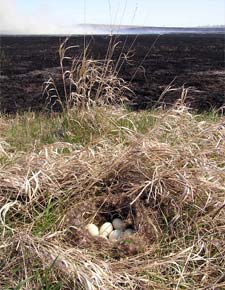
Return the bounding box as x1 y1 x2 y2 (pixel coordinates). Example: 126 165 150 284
85 218 135 241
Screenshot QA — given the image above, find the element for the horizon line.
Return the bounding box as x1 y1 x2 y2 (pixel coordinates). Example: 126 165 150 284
1 25 224 36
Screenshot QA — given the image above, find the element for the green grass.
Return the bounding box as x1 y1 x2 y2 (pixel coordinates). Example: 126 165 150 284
194 109 221 122
4 113 63 151
31 197 60 237
2 108 157 153
3 108 219 154
13 258 63 290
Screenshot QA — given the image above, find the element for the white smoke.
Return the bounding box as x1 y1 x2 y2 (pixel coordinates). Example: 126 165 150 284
0 0 143 35
0 0 59 34
0 0 106 34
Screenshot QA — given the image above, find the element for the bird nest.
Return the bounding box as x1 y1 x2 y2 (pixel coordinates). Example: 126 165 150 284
64 190 163 260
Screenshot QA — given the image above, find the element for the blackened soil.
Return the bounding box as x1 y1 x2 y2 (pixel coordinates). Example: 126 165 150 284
0 34 224 113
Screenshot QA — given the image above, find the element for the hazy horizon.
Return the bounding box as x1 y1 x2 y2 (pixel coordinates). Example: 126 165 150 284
1 23 224 36
0 0 224 35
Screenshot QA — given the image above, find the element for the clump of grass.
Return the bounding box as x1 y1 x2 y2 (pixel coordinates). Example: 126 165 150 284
43 38 132 112
0 103 224 289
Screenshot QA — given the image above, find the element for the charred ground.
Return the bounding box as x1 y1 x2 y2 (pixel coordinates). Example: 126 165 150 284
0 34 224 112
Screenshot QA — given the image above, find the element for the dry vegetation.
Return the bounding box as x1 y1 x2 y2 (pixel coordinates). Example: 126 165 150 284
0 102 225 289
0 37 225 290
43 38 131 112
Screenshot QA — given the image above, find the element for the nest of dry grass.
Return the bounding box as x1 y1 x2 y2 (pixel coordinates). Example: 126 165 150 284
0 105 225 289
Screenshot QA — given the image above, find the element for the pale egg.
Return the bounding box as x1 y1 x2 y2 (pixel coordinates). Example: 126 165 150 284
99 222 113 237
124 228 135 236
109 229 123 241
85 224 99 236
112 218 125 230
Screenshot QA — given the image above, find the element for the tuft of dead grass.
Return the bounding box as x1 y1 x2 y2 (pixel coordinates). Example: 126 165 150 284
43 38 132 112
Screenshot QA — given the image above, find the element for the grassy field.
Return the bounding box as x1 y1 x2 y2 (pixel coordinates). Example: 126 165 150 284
0 103 224 289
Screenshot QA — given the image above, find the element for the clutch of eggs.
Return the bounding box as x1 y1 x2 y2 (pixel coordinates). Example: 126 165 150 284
85 218 135 240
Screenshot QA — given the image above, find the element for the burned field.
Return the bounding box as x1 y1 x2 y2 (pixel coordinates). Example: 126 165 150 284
0 33 224 112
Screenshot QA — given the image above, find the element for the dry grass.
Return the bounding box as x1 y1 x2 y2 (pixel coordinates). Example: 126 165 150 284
43 38 131 112
0 103 224 289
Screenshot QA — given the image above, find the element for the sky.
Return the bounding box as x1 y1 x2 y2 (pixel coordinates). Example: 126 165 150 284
0 0 224 34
